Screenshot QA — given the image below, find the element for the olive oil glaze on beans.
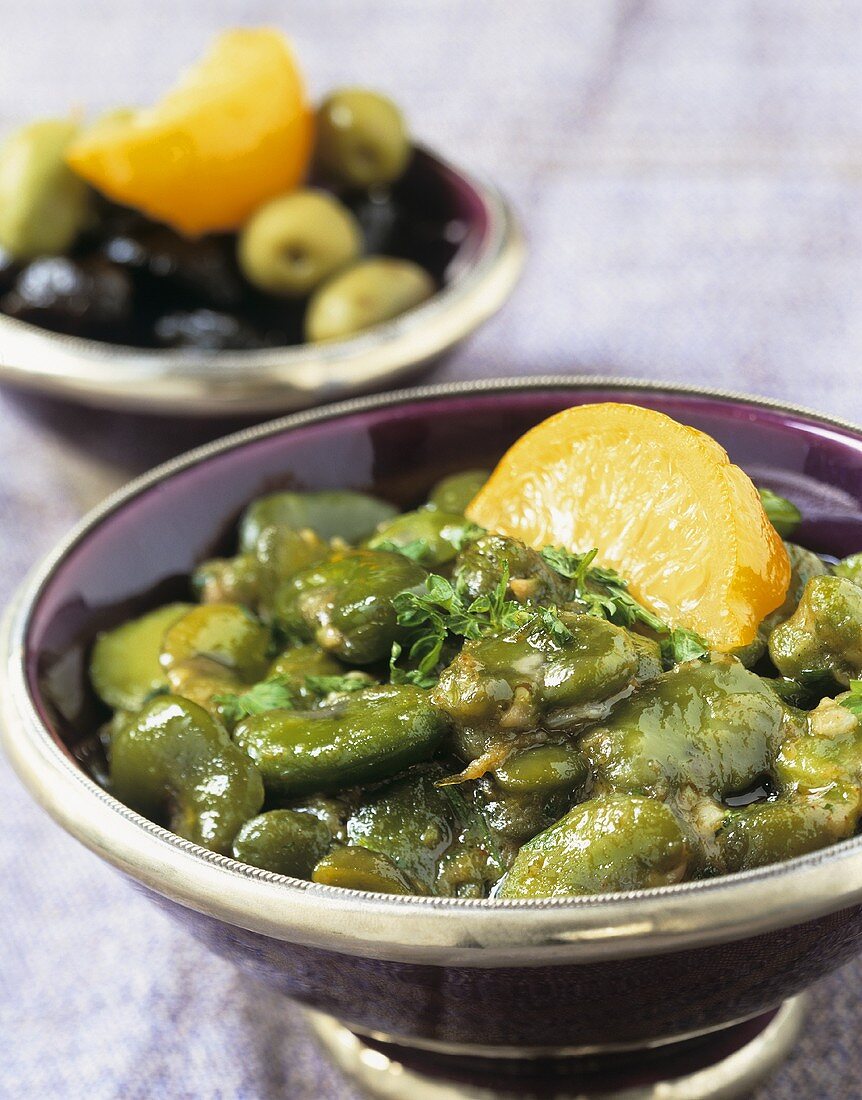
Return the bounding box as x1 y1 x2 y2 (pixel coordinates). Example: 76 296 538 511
86 477 862 899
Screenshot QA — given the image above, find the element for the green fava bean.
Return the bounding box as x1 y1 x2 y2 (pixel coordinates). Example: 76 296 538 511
239 490 397 552
760 543 830 637
315 88 410 189
232 684 447 796
454 534 569 606
769 575 862 685
90 602 192 710
494 742 589 798
111 695 264 853
274 548 427 664
232 809 331 877
0 119 91 260
427 469 490 514
268 643 346 701
433 614 655 736
580 657 793 801
777 696 862 794
193 554 260 607
164 657 243 724
312 846 419 894
834 552 862 587
305 257 435 344
367 509 483 567
238 189 361 297
717 791 860 874
498 794 690 899
346 765 457 890
160 603 270 682
757 487 802 538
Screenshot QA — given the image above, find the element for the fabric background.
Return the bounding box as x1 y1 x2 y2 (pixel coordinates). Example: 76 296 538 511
2 3 862 1096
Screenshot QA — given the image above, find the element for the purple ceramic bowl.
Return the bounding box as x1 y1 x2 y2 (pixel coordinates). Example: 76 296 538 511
4 379 862 1087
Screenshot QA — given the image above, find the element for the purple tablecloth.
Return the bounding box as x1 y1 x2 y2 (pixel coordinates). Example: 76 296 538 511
2 3 861 1096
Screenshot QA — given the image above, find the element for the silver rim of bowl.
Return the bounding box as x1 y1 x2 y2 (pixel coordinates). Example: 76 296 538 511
4 376 862 966
0 144 525 415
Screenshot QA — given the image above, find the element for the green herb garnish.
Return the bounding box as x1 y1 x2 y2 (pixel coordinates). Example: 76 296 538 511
391 568 573 682
214 677 298 723
840 680 862 718
540 545 708 662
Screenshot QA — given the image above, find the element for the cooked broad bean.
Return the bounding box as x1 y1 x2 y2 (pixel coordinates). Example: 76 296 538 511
239 490 396 552
427 470 490 514
232 809 332 877
367 509 482 567
498 794 690 898
769 575 862 685
232 684 447 796
312 846 421 894
454 534 569 606
160 603 270 682
91 603 192 710
111 695 264 853
580 657 796 802
274 548 427 664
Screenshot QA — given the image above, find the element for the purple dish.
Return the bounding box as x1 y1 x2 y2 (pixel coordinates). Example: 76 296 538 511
4 378 862 1096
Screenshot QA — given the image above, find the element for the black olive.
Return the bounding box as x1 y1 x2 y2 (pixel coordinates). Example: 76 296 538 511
102 224 245 310
343 189 401 255
2 256 134 340
0 247 19 295
153 308 264 351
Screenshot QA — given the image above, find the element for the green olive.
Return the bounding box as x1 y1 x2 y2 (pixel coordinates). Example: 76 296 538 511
0 118 91 260
160 603 270 683
305 257 434 343
90 603 192 710
312 846 420 894
232 684 447 797
111 695 264 853
232 809 332 877
427 470 490 513
238 189 360 297
498 794 690 898
315 88 410 189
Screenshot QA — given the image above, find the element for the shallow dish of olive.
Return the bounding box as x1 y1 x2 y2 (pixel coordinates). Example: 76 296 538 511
0 33 522 415
0 148 521 416
5 379 862 1096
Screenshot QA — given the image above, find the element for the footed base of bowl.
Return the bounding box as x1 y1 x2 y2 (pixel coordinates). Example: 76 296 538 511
306 994 807 1099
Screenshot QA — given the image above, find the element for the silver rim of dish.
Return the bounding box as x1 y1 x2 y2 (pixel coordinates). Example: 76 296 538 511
0 145 525 415
4 376 862 966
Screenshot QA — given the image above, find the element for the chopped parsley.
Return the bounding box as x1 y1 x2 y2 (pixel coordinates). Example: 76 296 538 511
215 672 371 723
840 680 862 718
390 568 573 682
540 545 708 662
